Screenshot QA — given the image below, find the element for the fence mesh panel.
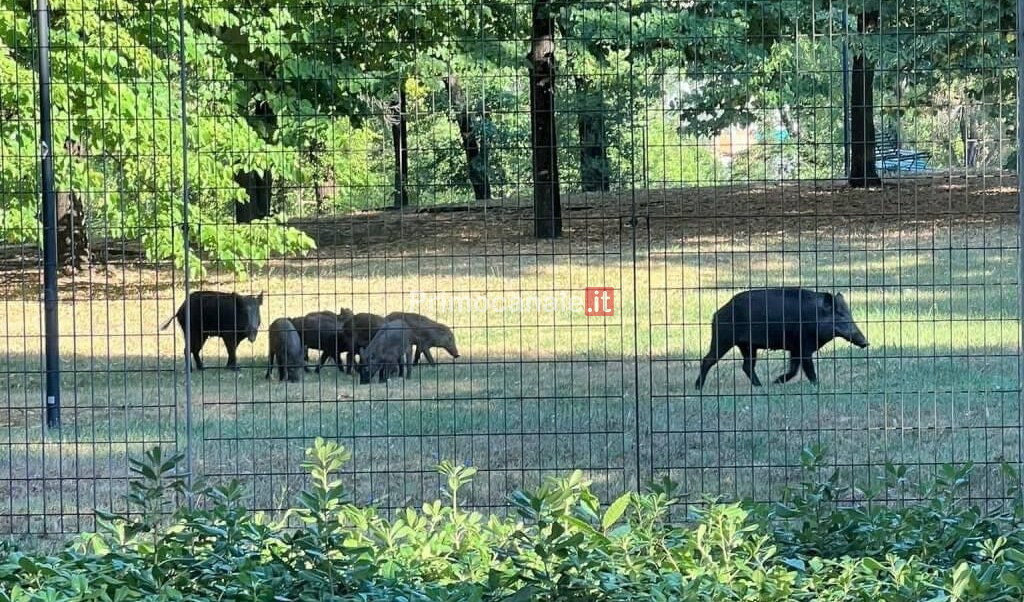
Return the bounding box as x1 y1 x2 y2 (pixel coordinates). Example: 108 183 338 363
0 0 1020 537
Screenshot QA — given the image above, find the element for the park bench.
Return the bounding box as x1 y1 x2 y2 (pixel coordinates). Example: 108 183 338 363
875 131 931 173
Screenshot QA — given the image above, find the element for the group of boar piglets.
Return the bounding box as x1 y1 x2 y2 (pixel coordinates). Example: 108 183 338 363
161 291 459 385
163 286 870 391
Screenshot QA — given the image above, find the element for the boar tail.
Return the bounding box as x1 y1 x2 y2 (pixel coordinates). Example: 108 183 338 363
160 314 176 331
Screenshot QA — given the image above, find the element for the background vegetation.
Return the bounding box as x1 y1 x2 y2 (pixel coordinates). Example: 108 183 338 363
1 0 1015 274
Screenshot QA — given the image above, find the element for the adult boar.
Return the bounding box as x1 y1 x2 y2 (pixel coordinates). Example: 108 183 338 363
695 288 869 389
161 291 263 371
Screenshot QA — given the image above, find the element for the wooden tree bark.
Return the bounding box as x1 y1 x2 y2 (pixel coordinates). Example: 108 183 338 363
55 138 89 271
959 105 980 168
308 139 337 214
848 10 882 188
576 77 610 192
443 75 492 200
388 84 410 207
528 0 562 239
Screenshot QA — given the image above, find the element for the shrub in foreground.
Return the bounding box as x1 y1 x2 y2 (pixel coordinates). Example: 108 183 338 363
3 440 1024 601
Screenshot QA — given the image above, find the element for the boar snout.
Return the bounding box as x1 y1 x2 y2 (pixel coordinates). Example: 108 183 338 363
845 328 869 348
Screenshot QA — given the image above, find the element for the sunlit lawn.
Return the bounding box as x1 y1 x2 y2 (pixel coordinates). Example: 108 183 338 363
0 204 1019 536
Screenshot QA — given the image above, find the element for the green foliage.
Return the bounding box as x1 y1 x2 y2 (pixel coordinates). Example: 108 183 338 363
3 0 1018 270
0 1 316 276
4 441 1024 601
644 117 720 187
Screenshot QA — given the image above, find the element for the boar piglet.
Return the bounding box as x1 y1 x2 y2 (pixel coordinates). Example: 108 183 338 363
292 310 352 373
384 311 459 364
265 318 304 383
344 312 385 374
358 320 414 384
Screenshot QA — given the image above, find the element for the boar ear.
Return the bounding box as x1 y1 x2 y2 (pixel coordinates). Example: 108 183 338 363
256 292 264 305
819 292 834 308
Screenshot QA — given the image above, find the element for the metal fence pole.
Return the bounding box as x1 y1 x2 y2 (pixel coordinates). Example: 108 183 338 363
841 10 851 179
1016 0 1024 478
177 0 194 501
36 0 60 432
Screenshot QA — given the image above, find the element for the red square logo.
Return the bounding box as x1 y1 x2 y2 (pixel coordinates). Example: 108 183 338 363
585 287 615 316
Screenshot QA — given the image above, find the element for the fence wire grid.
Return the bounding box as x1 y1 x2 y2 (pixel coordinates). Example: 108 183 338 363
1 0 1022 537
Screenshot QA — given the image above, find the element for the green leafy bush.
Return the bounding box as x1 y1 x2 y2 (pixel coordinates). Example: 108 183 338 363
3 440 1024 602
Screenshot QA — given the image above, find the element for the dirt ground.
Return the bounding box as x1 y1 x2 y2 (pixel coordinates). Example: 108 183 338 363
0 174 1016 301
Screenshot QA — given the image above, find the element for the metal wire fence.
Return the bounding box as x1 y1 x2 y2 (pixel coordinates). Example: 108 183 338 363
1 0 1021 537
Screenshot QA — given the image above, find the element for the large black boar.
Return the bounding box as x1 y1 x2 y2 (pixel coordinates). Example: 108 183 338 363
358 320 413 384
344 312 385 373
383 312 459 364
160 291 263 371
292 310 352 373
265 318 304 382
695 288 869 389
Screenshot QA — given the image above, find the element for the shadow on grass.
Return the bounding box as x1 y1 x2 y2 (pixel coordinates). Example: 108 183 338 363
0 337 1019 538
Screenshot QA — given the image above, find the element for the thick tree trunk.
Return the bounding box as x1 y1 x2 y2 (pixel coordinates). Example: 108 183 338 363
576 77 610 192
443 75 491 200
55 191 88 271
233 170 273 222
848 11 881 188
388 84 410 207
528 0 562 239
54 138 89 271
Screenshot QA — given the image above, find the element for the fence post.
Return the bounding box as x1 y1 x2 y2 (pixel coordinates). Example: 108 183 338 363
177 0 195 501
36 0 60 432
841 11 851 178
1017 0 1024 477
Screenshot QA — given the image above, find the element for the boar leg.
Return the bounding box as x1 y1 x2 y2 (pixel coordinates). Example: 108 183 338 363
695 330 730 390
773 355 801 384
224 335 241 371
189 336 207 372
800 357 818 384
738 343 762 387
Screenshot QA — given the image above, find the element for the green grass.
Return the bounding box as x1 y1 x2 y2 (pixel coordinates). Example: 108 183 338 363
0 184 1020 537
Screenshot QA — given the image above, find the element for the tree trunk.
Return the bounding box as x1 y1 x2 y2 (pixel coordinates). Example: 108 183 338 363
959 105 980 168
54 191 89 272
313 170 337 213
54 138 89 272
443 75 492 201
576 77 610 192
306 139 336 213
388 84 410 207
528 0 562 239
233 170 273 222
235 99 276 221
848 11 881 188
